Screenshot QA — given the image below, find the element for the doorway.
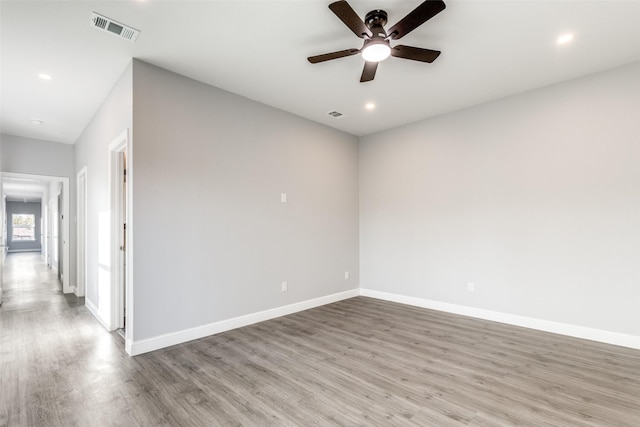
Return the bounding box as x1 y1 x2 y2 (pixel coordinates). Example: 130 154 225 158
1 172 70 294
109 129 132 349
114 151 127 331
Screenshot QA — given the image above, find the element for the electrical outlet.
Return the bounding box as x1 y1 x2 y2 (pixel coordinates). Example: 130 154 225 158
344 271 349 280
281 193 287 203
467 282 475 293
281 281 288 292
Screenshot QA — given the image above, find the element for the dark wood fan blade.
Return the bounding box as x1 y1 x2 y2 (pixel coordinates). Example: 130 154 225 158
360 61 378 82
387 0 446 40
329 1 372 39
308 48 361 64
390 45 441 62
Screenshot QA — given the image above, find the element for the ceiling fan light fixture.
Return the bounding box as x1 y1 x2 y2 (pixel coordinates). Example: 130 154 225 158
362 41 391 62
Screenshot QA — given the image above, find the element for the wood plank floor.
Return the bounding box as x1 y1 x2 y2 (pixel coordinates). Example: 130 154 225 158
1 252 639 426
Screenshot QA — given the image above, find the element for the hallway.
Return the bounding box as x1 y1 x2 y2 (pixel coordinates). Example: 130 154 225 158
0 252 127 425
0 252 78 313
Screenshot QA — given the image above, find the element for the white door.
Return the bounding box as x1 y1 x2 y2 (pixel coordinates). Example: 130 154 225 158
52 195 59 272
43 204 48 267
0 172 4 304
117 152 127 329
57 192 62 278
76 169 87 297
47 199 53 267
109 130 129 332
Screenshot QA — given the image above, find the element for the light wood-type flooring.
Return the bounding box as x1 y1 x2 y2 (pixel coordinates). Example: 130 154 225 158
1 252 639 426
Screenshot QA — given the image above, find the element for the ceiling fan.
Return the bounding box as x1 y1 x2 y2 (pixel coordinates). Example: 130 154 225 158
308 0 446 82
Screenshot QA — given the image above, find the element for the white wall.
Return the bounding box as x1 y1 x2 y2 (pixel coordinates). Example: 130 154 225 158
74 63 132 320
360 62 640 337
131 60 359 342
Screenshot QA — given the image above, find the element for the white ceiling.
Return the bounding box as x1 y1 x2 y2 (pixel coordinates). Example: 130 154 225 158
1 0 639 144
2 176 49 203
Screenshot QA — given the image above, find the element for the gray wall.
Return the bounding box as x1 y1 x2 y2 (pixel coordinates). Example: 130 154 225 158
0 135 74 176
0 134 75 284
6 201 42 252
360 62 640 336
74 62 133 312
132 60 359 341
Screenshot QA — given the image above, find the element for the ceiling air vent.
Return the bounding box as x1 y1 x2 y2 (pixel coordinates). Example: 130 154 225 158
328 111 344 118
91 12 140 42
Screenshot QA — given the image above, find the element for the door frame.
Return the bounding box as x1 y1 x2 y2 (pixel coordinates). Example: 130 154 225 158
109 129 134 354
1 172 71 293
76 167 87 297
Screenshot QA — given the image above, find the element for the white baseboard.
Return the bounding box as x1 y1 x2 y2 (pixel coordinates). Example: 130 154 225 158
85 298 111 331
125 338 133 355
130 289 360 356
360 289 640 350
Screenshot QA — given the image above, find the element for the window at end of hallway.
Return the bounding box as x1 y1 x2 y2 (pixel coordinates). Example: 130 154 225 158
12 214 36 241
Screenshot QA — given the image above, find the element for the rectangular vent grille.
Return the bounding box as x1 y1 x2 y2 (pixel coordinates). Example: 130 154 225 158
94 15 108 30
328 111 344 118
91 12 140 42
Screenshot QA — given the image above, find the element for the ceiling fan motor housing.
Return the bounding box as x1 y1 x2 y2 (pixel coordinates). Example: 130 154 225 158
365 9 388 37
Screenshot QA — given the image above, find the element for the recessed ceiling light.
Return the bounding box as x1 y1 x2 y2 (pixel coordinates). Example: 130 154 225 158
31 119 43 125
557 33 574 45
38 73 52 80
365 102 376 110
